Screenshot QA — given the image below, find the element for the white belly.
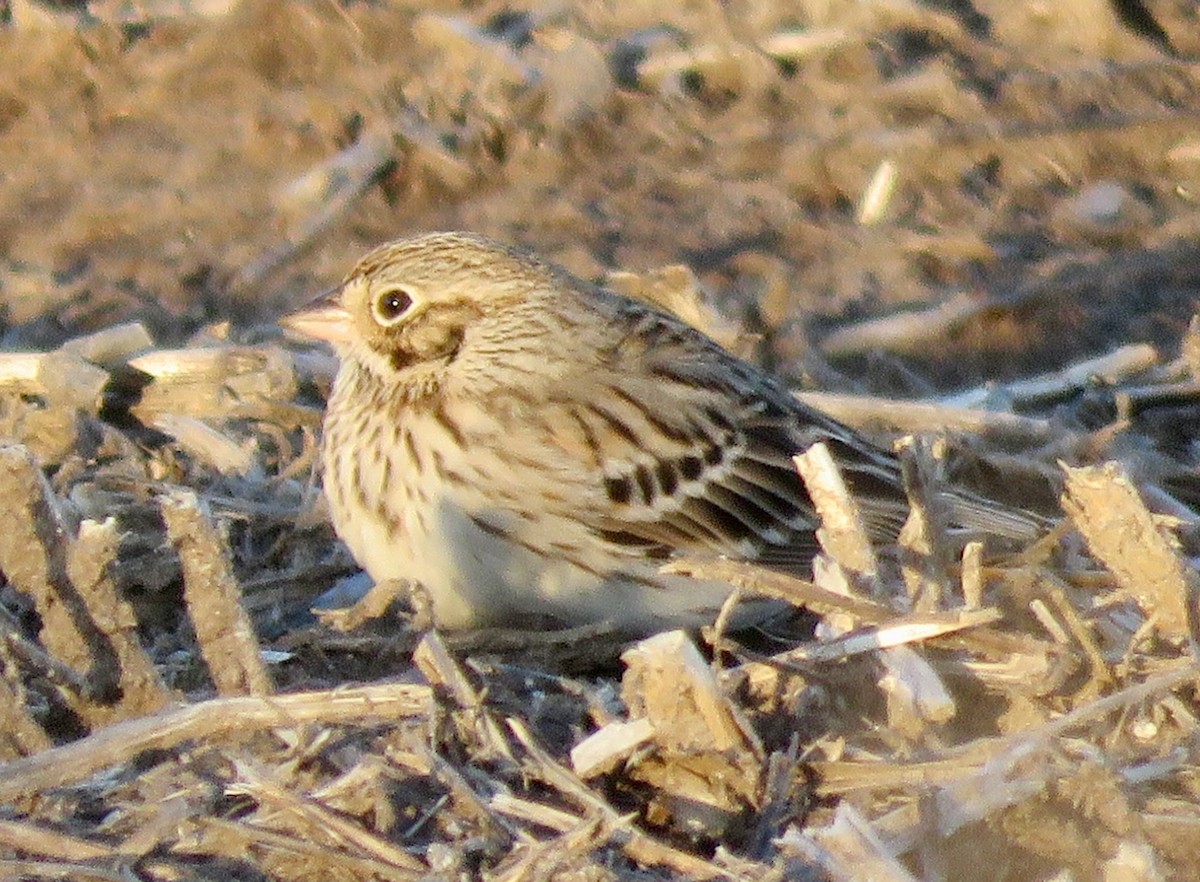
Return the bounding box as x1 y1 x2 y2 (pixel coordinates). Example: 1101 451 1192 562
321 384 739 631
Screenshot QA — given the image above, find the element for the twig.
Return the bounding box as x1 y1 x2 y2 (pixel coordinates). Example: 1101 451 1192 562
796 391 1056 443
943 343 1159 410
412 632 516 765
0 683 433 805
183 815 422 882
801 391 1056 444
763 608 1001 667
0 819 109 862
506 716 752 880
230 761 427 873
819 292 982 358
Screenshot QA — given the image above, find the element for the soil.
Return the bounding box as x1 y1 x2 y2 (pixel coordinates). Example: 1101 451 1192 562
2 1 1200 880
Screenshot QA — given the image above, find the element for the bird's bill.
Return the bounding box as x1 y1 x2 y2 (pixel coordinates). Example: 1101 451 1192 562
281 289 355 344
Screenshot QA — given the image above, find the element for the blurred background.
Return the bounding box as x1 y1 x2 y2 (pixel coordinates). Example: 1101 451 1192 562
3 0 1199 390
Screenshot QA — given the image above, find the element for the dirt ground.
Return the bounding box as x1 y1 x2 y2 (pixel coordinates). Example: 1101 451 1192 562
3 1 1200 880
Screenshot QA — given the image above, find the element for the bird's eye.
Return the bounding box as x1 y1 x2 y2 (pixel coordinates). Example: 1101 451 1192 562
373 289 413 325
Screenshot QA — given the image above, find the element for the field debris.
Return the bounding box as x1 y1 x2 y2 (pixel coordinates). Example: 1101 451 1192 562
0 312 1196 877
1061 462 1196 640
4 0 1200 878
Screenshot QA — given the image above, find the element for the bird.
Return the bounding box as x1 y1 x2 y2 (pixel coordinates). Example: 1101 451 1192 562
283 231 1039 633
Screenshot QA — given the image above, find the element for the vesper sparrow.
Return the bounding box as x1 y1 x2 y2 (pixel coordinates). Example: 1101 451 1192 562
285 232 1035 632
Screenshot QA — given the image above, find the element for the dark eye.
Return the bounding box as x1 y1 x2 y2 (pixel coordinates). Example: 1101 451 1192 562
373 289 413 325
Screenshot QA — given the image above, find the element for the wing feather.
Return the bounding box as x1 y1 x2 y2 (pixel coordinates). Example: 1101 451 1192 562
520 288 1039 577
534 297 908 567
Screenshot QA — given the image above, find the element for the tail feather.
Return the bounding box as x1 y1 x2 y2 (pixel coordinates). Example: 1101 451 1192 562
940 490 1049 541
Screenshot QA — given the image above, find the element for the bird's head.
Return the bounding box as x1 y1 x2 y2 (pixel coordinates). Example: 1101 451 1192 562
283 232 557 379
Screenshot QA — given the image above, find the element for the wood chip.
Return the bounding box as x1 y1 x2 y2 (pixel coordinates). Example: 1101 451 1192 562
0 354 109 462
66 518 174 718
161 489 273 696
570 717 655 778
1061 462 1193 640
0 444 114 722
794 443 879 580
57 321 153 366
152 414 260 478
0 351 108 412
128 346 298 420
878 644 955 735
620 630 762 834
779 802 920 882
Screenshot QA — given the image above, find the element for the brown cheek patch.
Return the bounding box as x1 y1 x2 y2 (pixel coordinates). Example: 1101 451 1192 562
388 347 419 371
415 303 474 360
377 303 475 372
383 326 465 371
439 327 465 362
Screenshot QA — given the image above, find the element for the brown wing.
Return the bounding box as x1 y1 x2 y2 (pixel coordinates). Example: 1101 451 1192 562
533 296 912 570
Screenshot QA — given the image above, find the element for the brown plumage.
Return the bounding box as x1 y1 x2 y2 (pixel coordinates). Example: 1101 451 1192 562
284 232 1037 631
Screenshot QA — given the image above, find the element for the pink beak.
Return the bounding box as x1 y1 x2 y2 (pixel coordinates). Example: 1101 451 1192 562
281 288 355 345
